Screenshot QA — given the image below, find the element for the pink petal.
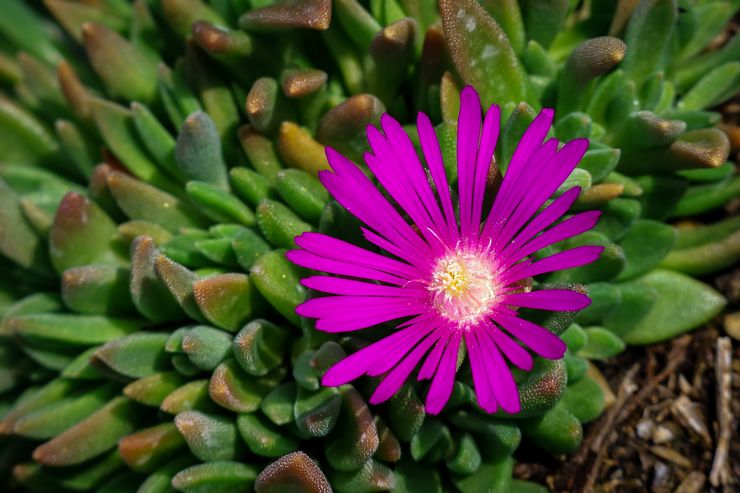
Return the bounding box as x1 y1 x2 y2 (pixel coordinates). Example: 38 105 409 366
501 210 602 267
502 289 591 311
485 108 554 233
366 316 442 376
320 175 427 268
364 147 438 247
369 328 443 404
501 246 604 285
297 296 425 332
498 186 581 261
482 138 559 242
377 115 450 245
484 324 533 371
469 104 501 242
492 138 589 251
321 320 437 386
465 330 498 413
417 112 458 242
295 232 420 279
494 314 567 359
506 108 555 182
418 329 452 380
457 86 482 240
286 250 407 286
360 227 436 276
322 149 434 266
425 330 463 414
475 327 521 413
301 276 426 298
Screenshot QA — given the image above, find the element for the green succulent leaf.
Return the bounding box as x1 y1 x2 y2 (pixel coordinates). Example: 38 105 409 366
440 0 528 107
32 396 145 467
621 270 726 345
172 461 258 493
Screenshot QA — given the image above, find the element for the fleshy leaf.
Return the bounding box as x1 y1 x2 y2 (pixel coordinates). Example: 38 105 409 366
49 192 126 274
32 396 145 466
621 270 726 345
174 410 241 461
440 0 527 106
255 451 332 493
172 461 258 493
194 273 265 331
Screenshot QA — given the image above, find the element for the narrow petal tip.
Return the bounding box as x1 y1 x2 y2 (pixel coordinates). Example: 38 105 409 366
321 366 349 387
294 301 310 317
379 112 401 130
479 401 499 413
539 107 555 120
283 249 300 263
424 398 444 415
460 84 479 100
500 397 521 415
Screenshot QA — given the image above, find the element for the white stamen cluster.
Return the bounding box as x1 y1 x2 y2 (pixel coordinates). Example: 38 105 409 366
428 250 499 326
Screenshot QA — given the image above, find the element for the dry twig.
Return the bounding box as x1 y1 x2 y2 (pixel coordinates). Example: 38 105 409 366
709 337 733 487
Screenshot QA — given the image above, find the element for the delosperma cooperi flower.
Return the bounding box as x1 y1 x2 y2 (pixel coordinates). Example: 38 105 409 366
287 86 604 415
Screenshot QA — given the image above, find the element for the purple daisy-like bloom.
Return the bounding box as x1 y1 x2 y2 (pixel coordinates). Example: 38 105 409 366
286 86 603 415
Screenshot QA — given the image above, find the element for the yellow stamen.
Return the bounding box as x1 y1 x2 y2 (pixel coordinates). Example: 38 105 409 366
429 250 499 326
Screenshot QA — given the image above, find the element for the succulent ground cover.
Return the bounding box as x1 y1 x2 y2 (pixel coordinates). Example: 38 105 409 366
0 0 738 492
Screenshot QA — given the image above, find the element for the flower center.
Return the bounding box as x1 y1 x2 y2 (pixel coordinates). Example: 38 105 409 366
428 250 499 325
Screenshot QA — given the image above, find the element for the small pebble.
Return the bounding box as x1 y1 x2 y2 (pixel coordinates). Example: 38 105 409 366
652 425 675 444
723 312 740 341
652 461 671 492
636 419 654 439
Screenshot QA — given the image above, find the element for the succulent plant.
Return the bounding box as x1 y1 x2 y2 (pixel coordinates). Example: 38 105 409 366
0 0 737 492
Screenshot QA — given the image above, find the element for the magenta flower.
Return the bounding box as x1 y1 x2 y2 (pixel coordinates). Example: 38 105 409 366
286 86 603 415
